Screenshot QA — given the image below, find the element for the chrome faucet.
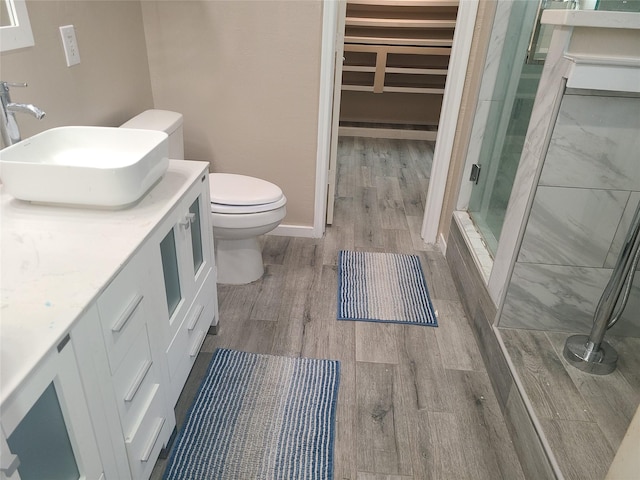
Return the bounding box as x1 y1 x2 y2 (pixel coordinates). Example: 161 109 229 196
0 81 46 147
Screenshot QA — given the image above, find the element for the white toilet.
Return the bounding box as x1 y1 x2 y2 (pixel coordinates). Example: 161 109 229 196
121 110 287 285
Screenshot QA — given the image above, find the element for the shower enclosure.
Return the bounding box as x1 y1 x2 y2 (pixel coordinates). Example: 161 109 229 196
496 77 640 480
464 0 640 259
449 2 640 478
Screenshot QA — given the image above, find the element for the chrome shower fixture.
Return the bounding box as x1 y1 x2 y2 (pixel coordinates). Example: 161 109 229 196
564 200 640 375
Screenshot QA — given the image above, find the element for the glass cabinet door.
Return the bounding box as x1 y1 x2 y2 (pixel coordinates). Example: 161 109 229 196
6 383 79 480
188 198 204 275
156 187 213 335
1 337 103 480
1 431 21 480
160 228 182 318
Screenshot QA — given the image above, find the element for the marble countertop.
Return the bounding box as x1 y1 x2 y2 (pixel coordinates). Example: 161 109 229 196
0 160 209 404
542 9 640 29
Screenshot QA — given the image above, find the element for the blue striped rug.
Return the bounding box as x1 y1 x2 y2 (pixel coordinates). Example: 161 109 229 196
338 250 437 326
164 348 340 480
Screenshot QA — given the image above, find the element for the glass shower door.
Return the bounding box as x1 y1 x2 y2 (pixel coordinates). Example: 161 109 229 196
467 0 568 256
468 64 543 255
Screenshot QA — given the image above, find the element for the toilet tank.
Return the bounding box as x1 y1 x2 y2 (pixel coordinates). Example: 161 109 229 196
120 110 184 159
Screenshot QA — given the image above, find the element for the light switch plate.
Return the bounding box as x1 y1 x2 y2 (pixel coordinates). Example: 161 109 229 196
59 25 80 67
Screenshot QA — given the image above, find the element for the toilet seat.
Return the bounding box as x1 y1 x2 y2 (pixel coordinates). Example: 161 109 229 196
209 173 286 214
210 196 287 214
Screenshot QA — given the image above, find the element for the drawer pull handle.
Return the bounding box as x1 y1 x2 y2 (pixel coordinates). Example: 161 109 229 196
140 417 166 463
187 304 204 331
189 330 206 357
111 294 144 333
124 360 153 402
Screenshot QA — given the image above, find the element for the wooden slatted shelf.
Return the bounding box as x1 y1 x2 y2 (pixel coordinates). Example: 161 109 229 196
345 44 451 56
383 86 445 94
343 44 450 93
342 85 376 93
339 126 438 141
343 65 377 73
386 67 448 75
347 0 459 6
339 0 458 139
345 17 456 29
343 35 453 47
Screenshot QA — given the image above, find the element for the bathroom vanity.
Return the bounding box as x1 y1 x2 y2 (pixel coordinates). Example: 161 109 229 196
0 160 218 480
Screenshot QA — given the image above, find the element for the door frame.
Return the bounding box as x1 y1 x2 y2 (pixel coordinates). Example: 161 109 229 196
420 0 480 248
325 0 347 226
316 0 479 245
313 0 342 237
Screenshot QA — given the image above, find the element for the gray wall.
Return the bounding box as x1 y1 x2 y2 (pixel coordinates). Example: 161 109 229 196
140 1 324 228
2 1 325 229
0 1 154 145
499 91 640 337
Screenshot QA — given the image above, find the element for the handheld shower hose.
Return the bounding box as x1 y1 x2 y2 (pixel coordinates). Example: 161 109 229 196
563 200 640 375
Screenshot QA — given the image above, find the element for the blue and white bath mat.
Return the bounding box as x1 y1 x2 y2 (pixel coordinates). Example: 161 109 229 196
337 250 438 326
163 348 340 480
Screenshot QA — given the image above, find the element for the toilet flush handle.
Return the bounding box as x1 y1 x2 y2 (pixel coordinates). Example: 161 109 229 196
179 212 196 229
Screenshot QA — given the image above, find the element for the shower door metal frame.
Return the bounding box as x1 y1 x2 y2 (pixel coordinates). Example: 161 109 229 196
462 0 542 255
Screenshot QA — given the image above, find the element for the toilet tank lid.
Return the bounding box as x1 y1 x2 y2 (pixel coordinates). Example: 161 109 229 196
209 173 284 206
120 110 183 134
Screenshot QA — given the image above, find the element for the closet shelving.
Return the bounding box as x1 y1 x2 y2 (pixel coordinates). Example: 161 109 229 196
339 0 459 141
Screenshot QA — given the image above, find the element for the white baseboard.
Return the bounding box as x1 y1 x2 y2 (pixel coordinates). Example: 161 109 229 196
438 232 447 256
269 224 319 238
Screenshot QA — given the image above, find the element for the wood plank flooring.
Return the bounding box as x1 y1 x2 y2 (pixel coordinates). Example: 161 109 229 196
151 137 525 479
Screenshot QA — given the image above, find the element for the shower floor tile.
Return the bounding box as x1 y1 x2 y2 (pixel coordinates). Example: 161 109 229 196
499 327 640 480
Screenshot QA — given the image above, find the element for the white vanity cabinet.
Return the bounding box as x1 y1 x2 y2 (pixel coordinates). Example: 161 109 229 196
1 309 105 480
1 160 219 480
150 171 218 407
94 246 176 480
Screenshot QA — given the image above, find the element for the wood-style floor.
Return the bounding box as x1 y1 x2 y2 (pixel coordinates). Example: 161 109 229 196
152 137 525 479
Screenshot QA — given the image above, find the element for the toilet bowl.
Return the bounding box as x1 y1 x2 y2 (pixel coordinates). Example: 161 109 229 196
121 110 287 285
209 173 286 284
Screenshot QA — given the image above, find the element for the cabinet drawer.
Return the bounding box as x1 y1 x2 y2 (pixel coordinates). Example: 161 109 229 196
166 267 216 405
97 255 149 374
124 383 167 480
166 266 214 376
112 324 160 434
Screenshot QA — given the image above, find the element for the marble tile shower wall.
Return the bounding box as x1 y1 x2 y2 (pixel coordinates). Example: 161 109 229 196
500 93 640 336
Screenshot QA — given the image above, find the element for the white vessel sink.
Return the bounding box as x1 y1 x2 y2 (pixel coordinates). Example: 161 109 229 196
0 126 169 208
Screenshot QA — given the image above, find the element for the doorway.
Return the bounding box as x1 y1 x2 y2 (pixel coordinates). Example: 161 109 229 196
322 1 479 248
